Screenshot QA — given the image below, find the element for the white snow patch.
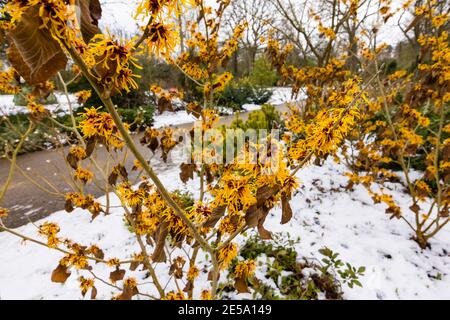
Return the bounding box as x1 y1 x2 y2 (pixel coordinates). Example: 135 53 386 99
0 93 79 117
152 110 197 129
0 155 449 300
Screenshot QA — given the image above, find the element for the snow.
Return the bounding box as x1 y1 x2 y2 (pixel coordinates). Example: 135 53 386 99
153 111 197 129
142 87 304 128
0 152 449 300
1 86 448 300
0 93 80 117
0 87 296 118
269 87 306 105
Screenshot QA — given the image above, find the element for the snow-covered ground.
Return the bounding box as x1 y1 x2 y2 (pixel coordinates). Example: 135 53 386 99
243 87 305 112
0 155 449 300
0 93 80 116
1 87 448 300
0 88 299 118
153 110 197 128
154 87 301 128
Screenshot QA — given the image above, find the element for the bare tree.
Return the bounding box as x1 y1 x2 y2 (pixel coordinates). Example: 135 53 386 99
268 0 377 68
397 0 450 66
224 0 276 74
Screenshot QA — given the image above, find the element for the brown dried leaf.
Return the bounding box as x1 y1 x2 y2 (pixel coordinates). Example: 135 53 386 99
51 264 71 284
186 103 202 119
158 96 174 113
443 145 450 162
7 6 67 85
108 171 119 186
234 277 250 294
169 258 185 279
183 280 194 293
66 153 79 170
65 199 74 213
77 0 102 43
152 224 168 263
85 138 96 158
257 223 273 240
148 137 159 153
180 163 196 183
245 205 260 228
410 204 421 215
117 283 139 300
6 42 32 83
203 205 227 228
256 185 280 206
92 248 104 261
90 286 98 300
110 268 126 283
281 195 293 225
118 164 128 181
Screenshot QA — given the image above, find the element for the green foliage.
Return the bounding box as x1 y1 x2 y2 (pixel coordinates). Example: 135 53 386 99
220 234 365 300
380 58 398 76
68 75 157 112
318 247 365 289
246 111 269 131
0 113 74 154
248 57 279 87
172 189 195 210
67 51 164 111
371 103 449 175
216 78 273 111
231 104 281 131
0 105 154 155
13 86 57 106
118 105 154 131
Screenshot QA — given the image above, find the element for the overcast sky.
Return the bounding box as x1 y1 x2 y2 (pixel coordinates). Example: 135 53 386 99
100 0 409 44
100 0 140 35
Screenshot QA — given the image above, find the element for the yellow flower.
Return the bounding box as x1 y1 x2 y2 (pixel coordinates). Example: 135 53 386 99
78 277 94 296
135 0 182 19
306 106 360 157
39 222 60 248
0 68 20 94
200 290 212 300
318 23 336 40
74 167 94 184
187 266 200 281
0 207 9 218
218 216 242 235
64 253 88 269
27 102 48 118
75 90 92 104
69 146 87 160
117 183 145 207
212 173 256 214
212 72 233 93
107 258 121 267
432 14 448 28
146 22 178 57
164 291 186 300
89 34 141 93
217 243 238 270
124 277 138 288
234 260 256 278
415 7 425 16
79 107 125 148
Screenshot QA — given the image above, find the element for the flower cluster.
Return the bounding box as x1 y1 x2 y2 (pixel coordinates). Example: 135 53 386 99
0 68 20 94
88 34 141 93
78 107 125 149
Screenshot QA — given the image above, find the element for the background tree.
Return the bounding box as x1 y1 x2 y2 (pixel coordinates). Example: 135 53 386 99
224 0 276 76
